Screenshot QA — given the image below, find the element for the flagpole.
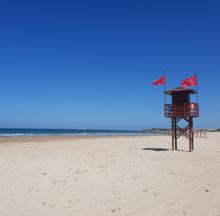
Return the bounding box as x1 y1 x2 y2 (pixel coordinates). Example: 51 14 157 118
196 73 199 104
163 71 167 104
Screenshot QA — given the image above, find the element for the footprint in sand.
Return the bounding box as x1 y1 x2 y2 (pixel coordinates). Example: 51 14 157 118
111 208 121 213
75 169 88 174
133 177 138 180
200 186 210 193
182 210 187 215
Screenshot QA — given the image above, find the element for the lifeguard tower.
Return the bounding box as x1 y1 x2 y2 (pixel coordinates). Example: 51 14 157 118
164 87 199 151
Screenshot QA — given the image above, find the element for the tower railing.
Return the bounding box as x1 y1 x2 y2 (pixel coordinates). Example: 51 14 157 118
164 103 199 118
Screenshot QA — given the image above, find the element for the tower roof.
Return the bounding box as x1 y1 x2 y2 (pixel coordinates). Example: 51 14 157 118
165 87 196 95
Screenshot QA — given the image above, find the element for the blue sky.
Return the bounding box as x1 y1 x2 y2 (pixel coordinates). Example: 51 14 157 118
0 0 220 130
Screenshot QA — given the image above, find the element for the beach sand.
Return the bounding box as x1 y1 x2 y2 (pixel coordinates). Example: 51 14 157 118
0 133 220 216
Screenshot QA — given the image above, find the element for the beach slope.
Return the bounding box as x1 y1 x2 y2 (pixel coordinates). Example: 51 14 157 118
0 134 220 216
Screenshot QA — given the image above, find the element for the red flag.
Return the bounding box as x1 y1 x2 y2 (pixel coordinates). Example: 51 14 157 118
152 75 166 85
181 75 197 87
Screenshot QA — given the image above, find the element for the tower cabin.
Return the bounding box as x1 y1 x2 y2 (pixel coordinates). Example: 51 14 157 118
164 87 199 118
164 87 199 151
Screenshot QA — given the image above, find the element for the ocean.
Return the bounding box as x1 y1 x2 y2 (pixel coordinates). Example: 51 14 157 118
0 128 158 137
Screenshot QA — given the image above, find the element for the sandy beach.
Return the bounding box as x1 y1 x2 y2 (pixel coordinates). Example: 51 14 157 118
0 133 220 216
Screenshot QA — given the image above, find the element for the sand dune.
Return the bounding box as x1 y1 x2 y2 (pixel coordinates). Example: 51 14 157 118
0 134 220 216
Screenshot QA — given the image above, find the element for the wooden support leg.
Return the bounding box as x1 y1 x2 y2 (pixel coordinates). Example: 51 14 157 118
191 118 194 151
171 117 194 152
171 118 174 150
188 117 193 152
174 118 178 150
189 133 192 152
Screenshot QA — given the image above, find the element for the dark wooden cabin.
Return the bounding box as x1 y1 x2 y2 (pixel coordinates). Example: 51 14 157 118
164 87 199 118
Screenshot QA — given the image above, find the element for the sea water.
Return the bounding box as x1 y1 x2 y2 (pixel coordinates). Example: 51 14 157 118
0 128 159 137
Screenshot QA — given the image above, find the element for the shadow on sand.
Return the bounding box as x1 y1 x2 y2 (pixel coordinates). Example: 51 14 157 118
141 147 169 152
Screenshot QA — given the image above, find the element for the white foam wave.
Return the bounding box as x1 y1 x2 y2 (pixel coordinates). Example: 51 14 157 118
0 133 30 137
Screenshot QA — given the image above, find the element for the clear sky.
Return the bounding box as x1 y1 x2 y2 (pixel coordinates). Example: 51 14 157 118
0 0 220 130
